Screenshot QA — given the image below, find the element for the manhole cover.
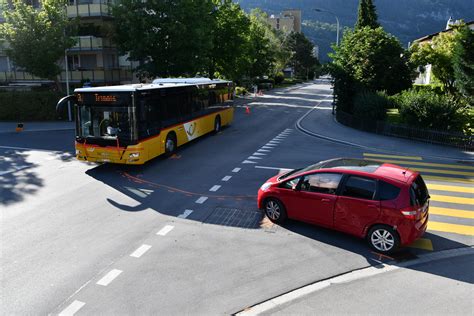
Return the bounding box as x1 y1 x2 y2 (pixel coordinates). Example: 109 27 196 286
203 207 266 229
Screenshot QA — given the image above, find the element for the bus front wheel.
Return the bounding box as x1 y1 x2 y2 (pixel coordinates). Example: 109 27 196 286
165 133 177 156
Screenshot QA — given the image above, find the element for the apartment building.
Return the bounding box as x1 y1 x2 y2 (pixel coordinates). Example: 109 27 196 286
267 9 302 34
0 0 136 87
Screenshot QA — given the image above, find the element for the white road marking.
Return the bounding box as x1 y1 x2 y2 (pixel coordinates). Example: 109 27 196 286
124 187 148 198
273 137 285 140
248 156 262 160
222 175 232 181
258 149 270 152
0 165 29 176
255 166 292 172
178 209 193 219
96 269 122 286
59 300 86 316
195 196 208 204
268 140 281 144
261 146 273 150
130 244 152 258
253 152 266 156
232 168 241 173
242 160 257 164
209 185 221 192
265 143 277 147
157 225 175 236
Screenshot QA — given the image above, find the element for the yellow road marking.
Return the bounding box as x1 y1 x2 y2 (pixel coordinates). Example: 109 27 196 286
363 153 422 160
431 194 474 205
427 184 473 194
430 207 474 219
407 238 433 251
368 158 474 171
413 167 474 177
428 221 474 236
424 175 474 184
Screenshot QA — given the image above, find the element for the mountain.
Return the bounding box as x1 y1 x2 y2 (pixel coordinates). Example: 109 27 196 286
235 0 474 62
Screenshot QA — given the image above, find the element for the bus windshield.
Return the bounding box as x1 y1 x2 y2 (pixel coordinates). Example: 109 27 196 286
78 105 132 140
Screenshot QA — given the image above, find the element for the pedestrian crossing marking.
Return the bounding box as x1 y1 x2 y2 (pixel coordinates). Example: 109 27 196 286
363 153 423 160
407 167 474 177
428 221 474 236
430 194 474 205
427 184 473 194
430 207 474 219
367 158 474 171
424 175 473 184
407 238 433 251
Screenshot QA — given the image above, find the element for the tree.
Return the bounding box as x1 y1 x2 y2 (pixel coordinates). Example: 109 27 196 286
0 0 76 90
285 32 319 79
453 25 474 100
208 0 250 81
410 31 457 94
355 0 380 30
330 27 414 112
112 0 214 78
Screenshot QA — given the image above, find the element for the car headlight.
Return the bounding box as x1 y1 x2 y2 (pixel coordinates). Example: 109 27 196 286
260 182 272 191
129 152 140 158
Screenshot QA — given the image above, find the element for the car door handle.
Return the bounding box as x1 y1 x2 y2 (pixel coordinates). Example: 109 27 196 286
321 199 331 202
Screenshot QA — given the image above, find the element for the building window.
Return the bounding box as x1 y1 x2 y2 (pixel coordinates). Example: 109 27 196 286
67 55 80 70
0 56 9 72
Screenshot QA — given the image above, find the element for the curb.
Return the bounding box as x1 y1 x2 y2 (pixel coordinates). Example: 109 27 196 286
0 128 75 134
235 246 474 316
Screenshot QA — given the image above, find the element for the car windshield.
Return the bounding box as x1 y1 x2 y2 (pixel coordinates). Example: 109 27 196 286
78 106 131 140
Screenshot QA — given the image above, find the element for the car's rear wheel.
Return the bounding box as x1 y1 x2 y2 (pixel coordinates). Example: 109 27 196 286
367 225 400 254
264 198 287 224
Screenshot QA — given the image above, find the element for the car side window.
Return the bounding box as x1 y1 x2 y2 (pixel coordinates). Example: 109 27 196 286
379 181 401 201
300 173 343 195
341 176 376 200
280 177 300 190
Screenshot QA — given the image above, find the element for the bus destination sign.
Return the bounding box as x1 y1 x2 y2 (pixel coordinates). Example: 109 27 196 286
77 92 131 106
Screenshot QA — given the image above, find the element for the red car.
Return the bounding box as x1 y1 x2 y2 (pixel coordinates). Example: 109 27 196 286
258 158 430 254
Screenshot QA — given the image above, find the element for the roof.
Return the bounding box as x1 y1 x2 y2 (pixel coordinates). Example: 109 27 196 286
74 78 231 93
413 20 474 44
297 158 416 183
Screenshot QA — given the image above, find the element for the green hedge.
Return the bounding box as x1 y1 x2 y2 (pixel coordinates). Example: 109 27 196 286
353 91 391 121
0 91 67 121
395 89 470 132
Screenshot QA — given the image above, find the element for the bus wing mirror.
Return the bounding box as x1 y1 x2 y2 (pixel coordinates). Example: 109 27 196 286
56 95 77 113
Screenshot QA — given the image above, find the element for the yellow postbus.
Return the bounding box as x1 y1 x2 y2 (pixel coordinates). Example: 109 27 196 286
57 78 234 164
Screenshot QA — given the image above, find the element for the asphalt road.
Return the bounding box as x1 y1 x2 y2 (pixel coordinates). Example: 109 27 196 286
1 82 472 315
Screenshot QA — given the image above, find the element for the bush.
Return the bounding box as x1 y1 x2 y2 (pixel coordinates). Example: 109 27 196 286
0 91 66 121
395 89 470 132
353 91 390 121
273 72 285 85
412 84 444 95
235 86 248 96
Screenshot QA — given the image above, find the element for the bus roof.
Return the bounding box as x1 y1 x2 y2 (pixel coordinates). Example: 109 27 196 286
74 78 231 93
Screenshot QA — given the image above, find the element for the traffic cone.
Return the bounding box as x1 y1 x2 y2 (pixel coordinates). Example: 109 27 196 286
15 123 24 132
245 106 250 115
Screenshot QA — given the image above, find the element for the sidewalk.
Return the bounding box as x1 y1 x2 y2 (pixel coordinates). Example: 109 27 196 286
297 91 474 162
0 121 75 134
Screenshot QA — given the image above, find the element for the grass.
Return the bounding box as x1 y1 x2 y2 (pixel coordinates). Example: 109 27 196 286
386 108 403 124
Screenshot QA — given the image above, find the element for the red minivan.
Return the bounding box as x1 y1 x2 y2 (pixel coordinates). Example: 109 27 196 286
257 158 430 254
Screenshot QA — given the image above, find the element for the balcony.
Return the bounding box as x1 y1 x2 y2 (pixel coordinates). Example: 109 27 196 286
67 0 112 18
0 69 134 84
70 36 115 51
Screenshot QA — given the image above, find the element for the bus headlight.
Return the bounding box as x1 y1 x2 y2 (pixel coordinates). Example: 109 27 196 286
76 149 81 155
129 152 140 158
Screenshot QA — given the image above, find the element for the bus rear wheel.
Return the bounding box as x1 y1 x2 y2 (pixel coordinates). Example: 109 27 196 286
165 133 177 156
213 116 221 134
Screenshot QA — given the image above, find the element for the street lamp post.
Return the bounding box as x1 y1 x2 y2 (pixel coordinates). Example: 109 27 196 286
314 8 340 46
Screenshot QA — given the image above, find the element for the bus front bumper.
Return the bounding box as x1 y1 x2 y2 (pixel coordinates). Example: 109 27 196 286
75 143 147 165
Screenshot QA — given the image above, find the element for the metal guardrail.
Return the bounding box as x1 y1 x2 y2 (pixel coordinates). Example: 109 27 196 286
336 110 473 151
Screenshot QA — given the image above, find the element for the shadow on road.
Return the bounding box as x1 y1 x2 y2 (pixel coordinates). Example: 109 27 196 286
0 150 42 205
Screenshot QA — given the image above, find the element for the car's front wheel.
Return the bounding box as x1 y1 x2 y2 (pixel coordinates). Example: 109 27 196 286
367 225 400 254
264 198 287 224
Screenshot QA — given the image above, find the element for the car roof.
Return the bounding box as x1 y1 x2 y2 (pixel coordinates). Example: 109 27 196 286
296 158 417 184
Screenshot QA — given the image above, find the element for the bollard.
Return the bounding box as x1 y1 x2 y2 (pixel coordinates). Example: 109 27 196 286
15 123 24 132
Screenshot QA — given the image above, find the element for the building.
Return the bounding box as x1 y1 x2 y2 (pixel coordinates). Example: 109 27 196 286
413 19 473 85
0 0 136 88
267 9 301 34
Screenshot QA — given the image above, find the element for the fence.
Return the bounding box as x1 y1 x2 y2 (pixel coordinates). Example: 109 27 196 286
336 110 473 151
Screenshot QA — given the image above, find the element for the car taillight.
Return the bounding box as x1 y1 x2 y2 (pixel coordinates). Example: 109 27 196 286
401 207 417 220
